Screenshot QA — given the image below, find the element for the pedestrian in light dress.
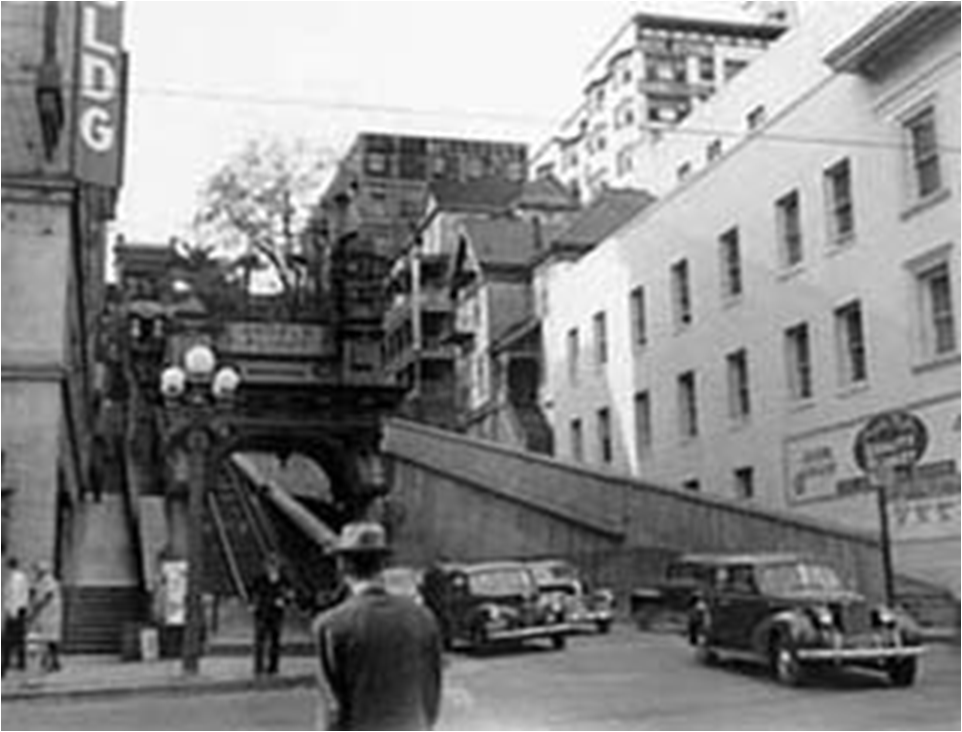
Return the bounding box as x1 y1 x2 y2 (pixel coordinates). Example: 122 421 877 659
29 562 63 673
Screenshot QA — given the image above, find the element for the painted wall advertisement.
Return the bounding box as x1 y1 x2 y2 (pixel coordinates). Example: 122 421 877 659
784 396 960 541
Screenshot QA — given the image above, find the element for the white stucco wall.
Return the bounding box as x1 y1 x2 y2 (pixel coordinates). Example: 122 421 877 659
542 5 960 591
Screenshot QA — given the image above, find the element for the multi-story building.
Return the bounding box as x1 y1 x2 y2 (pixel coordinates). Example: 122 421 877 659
315 133 527 261
384 178 523 426
533 6 791 201
384 176 579 431
540 3 960 594
2 2 127 567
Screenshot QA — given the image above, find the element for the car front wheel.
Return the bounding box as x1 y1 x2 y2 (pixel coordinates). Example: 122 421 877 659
888 657 918 687
551 633 567 651
596 619 612 634
770 635 804 686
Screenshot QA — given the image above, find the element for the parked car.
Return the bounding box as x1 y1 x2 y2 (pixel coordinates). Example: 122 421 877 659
383 566 424 605
631 554 729 631
687 553 924 687
420 561 569 651
526 559 614 634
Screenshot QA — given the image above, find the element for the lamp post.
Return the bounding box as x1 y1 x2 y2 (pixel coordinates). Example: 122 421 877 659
160 343 241 675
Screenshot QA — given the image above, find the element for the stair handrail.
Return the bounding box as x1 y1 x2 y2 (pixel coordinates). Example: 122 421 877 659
206 490 250 604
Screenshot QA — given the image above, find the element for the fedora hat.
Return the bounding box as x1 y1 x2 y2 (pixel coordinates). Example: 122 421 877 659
334 521 391 555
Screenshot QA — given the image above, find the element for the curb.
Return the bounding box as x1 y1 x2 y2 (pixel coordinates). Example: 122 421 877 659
1 672 316 705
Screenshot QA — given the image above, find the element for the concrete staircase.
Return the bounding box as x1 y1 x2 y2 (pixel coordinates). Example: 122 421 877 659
62 586 148 654
63 495 145 654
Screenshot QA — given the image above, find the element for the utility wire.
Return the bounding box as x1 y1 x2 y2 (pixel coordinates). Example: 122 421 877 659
3 77 960 154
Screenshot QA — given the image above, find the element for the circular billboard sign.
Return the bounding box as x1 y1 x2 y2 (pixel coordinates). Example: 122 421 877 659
853 410 928 473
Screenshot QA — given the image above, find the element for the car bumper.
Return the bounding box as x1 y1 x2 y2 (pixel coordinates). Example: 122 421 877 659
796 645 924 662
486 623 570 642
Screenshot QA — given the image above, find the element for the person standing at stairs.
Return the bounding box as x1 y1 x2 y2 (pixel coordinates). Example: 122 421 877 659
29 561 63 673
250 553 292 677
2 556 30 676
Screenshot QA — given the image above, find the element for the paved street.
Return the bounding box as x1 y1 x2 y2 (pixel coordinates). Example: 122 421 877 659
5 628 958 730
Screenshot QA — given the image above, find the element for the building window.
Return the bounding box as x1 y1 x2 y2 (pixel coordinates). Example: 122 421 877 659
682 478 701 492
671 259 693 328
746 104 766 130
904 106 942 200
617 147 634 177
706 138 723 162
719 227 743 299
916 260 957 358
648 94 691 124
734 466 755 500
364 152 388 175
726 348 751 420
634 391 652 457
645 53 686 83
776 190 803 267
835 300 868 386
785 322 813 400
723 58 748 81
567 328 580 384
629 286 647 346
570 419 584 462
593 311 608 367
825 158 855 242
677 371 698 439
698 55 715 82
597 407 612 464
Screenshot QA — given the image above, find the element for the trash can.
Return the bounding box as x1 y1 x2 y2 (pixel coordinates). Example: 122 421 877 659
140 626 159 662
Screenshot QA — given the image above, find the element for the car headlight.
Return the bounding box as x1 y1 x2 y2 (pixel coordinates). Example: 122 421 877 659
874 606 898 627
810 605 834 629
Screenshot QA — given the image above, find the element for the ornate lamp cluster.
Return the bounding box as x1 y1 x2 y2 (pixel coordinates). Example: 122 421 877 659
160 343 241 403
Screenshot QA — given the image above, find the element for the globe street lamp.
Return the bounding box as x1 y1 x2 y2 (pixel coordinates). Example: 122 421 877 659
160 343 241 675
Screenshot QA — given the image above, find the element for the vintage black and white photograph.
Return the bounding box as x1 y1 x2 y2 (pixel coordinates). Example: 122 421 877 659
2 1 959 729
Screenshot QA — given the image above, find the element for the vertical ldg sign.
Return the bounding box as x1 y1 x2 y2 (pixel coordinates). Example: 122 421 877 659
74 1 125 187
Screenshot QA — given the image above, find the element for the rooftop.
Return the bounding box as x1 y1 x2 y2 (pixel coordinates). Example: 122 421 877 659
552 187 656 248
460 217 538 269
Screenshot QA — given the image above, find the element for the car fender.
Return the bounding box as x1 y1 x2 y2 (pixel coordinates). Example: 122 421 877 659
752 609 816 655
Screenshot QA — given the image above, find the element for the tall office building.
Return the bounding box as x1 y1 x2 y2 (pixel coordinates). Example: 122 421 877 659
533 7 791 200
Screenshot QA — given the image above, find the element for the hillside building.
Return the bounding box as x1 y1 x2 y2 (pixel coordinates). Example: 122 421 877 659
539 3 960 594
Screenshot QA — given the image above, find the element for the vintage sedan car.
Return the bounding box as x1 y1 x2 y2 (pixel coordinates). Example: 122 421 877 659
687 553 924 686
421 561 569 651
526 559 614 634
631 554 723 631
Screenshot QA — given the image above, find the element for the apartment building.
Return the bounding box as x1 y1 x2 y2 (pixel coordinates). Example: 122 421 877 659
540 3 960 593
533 6 791 201
314 133 527 260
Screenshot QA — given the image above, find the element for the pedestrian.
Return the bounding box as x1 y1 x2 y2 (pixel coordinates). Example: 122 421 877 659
249 553 291 677
2 557 30 677
313 522 443 731
29 562 63 673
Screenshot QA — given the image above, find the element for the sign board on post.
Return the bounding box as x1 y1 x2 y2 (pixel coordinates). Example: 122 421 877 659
854 411 929 474
853 410 928 605
73 1 126 188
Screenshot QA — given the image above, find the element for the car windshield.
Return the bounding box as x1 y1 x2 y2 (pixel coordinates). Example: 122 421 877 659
469 568 533 597
757 563 845 595
528 562 578 586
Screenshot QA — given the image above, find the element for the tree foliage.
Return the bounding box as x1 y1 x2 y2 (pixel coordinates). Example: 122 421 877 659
192 136 335 303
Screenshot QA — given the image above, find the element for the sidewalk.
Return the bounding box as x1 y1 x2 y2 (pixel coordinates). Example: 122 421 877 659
1 653 317 704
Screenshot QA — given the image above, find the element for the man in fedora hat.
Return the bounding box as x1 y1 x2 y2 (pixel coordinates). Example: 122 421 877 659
313 522 442 731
